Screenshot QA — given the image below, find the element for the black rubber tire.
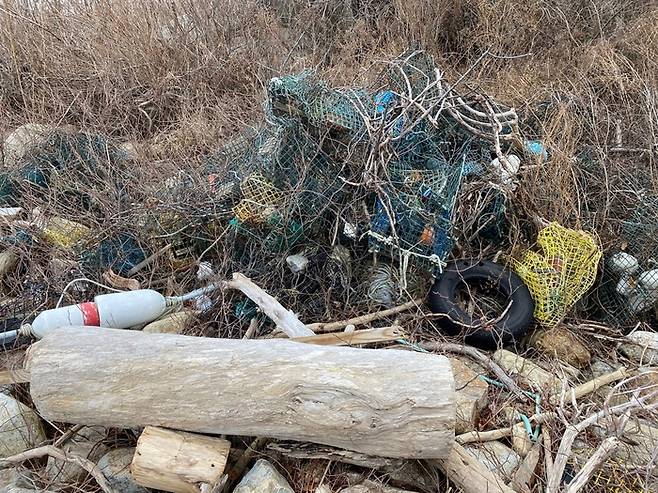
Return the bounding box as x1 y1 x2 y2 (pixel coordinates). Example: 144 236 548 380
428 259 534 349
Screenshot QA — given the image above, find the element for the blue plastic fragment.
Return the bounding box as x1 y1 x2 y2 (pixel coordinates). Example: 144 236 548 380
525 140 548 160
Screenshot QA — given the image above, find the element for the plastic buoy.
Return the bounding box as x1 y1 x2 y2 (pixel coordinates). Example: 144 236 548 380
0 282 220 344
29 290 169 338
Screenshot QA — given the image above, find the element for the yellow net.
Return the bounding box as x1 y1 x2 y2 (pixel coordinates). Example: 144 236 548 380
233 173 284 225
513 222 602 327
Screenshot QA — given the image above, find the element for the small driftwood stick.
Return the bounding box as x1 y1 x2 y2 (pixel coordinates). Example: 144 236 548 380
571 367 629 399
565 437 620 493
291 326 404 346
455 367 634 445
546 391 658 493
127 243 172 275
227 437 270 484
421 341 529 402
429 443 516 493
243 317 259 339
307 299 422 333
0 445 117 493
510 438 542 493
227 273 314 337
543 431 555 488
456 427 513 445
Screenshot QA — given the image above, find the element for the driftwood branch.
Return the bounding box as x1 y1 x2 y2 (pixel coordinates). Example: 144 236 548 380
429 443 516 493
420 341 529 402
0 445 117 493
455 367 634 445
565 437 620 493
226 273 314 337
290 326 404 346
307 299 422 333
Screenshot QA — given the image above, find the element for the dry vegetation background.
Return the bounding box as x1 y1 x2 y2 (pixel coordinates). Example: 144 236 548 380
1 1 656 228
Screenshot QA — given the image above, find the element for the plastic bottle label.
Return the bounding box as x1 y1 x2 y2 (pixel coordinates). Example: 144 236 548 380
79 302 100 326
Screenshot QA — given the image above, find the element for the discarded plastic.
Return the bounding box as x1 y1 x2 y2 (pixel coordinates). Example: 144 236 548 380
0 284 221 342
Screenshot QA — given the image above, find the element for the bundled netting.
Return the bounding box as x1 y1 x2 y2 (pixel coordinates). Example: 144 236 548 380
594 195 658 325
364 51 510 273
210 121 351 253
512 222 602 327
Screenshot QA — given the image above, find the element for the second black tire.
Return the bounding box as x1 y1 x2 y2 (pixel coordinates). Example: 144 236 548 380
428 259 534 349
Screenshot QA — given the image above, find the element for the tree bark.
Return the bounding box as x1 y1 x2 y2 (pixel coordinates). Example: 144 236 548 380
27 327 455 458
131 426 230 493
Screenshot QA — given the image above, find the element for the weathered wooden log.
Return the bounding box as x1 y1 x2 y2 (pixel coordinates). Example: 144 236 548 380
27 327 455 458
131 426 230 493
430 442 516 493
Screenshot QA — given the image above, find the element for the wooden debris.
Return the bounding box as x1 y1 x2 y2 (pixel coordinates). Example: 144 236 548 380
0 445 117 493
45 426 108 483
422 342 530 402
571 366 629 399
142 311 198 334
131 426 230 493
27 327 455 458
430 443 516 493
268 442 404 469
510 439 541 493
102 269 141 291
226 272 314 337
226 437 270 488
492 349 567 395
450 357 489 434
307 299 422 333
290 326 404 346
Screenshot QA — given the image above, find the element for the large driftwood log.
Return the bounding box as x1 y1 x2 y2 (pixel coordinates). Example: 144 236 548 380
131 426 230 493
27 327 455 458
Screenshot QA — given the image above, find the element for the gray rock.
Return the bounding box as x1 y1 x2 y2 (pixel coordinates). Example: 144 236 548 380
2 124 53 167
286 254 309 274
619 331 658 365
464 441 522 479
234 459 294 493
590 358 616 378
0 394 46 457
340 479 415 492
97 447 148 493
45 426 108 483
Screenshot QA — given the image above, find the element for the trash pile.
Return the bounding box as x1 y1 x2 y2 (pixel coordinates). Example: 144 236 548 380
1 50 657 493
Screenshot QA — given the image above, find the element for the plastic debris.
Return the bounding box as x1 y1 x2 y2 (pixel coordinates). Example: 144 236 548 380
513 222 602 327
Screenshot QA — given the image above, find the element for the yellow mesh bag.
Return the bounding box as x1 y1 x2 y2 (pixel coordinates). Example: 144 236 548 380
512 222 602 327
233 173 284 225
